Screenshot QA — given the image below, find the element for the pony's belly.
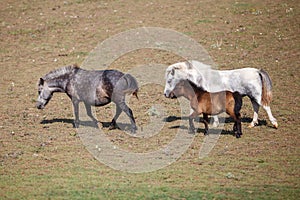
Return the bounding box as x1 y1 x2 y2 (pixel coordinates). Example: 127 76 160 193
94 101 111 107
93 99 111 107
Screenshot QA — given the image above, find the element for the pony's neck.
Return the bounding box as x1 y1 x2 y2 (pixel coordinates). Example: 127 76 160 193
44 66 79 92
180 81 196 101
185 80 205 100
47 78 69 93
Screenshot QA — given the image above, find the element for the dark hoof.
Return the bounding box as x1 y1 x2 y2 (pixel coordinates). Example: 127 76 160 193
235 133 241 138
233 126 237 132
130 129 137 135
188 128 195 134
73 121 79 128
204 130 209 136
109 124 118 130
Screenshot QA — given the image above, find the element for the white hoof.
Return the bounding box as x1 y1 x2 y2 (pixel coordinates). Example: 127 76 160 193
248 121 258 128
212 121 219 128
272 121 278 129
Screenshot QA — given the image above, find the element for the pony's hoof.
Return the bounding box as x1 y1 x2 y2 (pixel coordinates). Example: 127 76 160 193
108 123 118 130
248 121 258 128
212 122 219 128
188 129 195 134
73 121 79 128
235 134 241 138
130 127 137 135
272 122 278 129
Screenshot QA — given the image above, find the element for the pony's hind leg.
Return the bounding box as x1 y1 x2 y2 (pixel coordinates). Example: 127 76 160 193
263 105 278 128
250 99 260 128
203 114 209 135
233 112 242 138
109 105 122 130
203 114 208 135
212 115 219 127
117 101 137 134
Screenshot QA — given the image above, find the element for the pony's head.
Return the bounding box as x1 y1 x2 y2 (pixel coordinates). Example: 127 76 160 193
36 78 53 109
164 61 212 98
36 66 76 109
164 61 196 98
168 79 189 99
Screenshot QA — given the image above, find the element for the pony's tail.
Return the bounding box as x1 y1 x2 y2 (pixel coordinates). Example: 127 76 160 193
118 74 139 100
259 69 272 106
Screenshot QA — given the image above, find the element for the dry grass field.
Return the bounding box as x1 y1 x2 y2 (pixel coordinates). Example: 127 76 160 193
0 0 299 199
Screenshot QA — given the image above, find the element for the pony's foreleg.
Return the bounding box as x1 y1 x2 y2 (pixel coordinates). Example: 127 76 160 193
84 102 98 127
188 110 198 134
72 100 80 128
109 105 122 130
262 105 278 128
249 100 260 128
118 101 137 134
203 114 209 135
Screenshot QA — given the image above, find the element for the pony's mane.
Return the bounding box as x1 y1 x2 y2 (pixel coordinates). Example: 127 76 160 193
186 79 205 92
43 64 80 80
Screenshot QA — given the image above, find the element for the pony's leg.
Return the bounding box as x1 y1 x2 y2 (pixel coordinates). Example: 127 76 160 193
212 115 219 127
72 100 80 128
232 113 242 138
109 105 122 130
249 100 260 128
188 117 196 134
188 110 199 134
203 114 209 135
84 102 98 127
262 105 278 128
233 122 237 133
118 101 137 134
235 113 243 138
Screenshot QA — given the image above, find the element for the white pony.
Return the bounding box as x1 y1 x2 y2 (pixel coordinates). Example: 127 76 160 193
164 60 278 128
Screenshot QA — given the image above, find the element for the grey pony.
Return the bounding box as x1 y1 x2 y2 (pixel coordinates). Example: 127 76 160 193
36 64 139 133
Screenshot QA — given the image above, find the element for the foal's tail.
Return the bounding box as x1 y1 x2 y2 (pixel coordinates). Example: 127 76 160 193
258 69 272 106
118 74 139 100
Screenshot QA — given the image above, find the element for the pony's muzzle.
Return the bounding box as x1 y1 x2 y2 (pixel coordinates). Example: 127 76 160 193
36 104 44 109
164 91 176 99
169 92 177 99
36 101 45 109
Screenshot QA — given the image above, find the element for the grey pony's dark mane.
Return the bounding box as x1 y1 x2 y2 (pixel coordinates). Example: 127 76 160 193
43 64 80 80
187 79 206 92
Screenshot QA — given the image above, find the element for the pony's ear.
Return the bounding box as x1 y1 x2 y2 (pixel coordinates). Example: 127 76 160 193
39 78 44 86
173 64 182 70
171 68 175 76
185 61 193 69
